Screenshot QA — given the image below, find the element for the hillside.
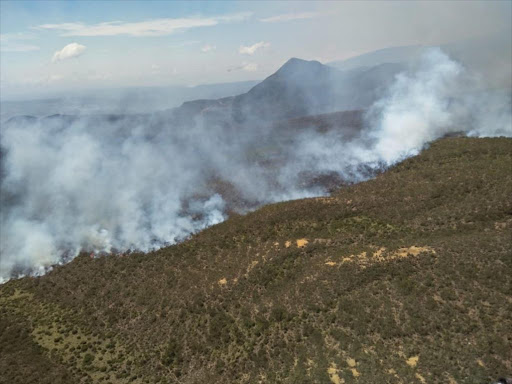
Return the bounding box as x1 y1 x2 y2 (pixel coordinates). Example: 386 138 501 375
1 137 511 384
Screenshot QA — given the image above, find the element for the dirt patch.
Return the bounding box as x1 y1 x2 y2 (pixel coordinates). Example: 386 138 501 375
327 363 343 384
313 197 337 204
339 246 435 267
387 368 399 379
396 246 435 258
297 239 309 248
494 221 509 230
372 247 386 259
306 358 315 375
406 355 419 367
285 241 291 248
346 357 359 377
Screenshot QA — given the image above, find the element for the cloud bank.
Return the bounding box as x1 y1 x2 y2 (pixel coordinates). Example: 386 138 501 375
201 45 216 53
260 12 318 23
52 42 86 62
37 13 252 37
0 34 40 52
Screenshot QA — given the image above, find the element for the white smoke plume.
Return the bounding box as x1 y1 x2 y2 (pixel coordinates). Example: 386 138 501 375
364 48 511 165
291 48 511 175
0 47 510 282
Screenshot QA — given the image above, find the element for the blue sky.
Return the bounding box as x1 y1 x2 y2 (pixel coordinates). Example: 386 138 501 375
1 1 511 99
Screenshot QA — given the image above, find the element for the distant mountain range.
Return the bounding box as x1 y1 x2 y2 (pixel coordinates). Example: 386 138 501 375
329 36 512 88
5 56 404 133
231 58 403 123
173 38 512 125
3 37 510 123
0 81 260 122
174 57 404 124
328 45 426 71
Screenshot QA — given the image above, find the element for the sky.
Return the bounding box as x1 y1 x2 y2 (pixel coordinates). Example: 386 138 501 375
1 0 511 100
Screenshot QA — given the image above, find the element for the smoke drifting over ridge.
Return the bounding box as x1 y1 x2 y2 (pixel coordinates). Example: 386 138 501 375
361 48 512 165
1 48 511 282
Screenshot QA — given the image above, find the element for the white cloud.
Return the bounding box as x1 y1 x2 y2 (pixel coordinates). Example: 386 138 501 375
151 64 160 75
52 43 86 62
227 62 259 72
201 44 216 53
21 74 65 86
170 40 200 49
47 74 65 83
0 33 40 52
259 12 318 23
239 41 270 55
242 62 258 72
36 13 252 37
2 43 40 53
88 72 112 81
149 64 178 76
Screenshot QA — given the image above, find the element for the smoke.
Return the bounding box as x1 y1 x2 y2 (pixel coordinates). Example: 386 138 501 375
367 48 465 164
1 47 510 282
365 48 511 165
290 48 511 178
0 114 228 279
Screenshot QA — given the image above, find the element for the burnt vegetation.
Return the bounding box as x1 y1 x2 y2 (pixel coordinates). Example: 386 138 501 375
1 137 511 383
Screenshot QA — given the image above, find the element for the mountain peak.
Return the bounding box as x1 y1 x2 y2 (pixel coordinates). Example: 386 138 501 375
276 57 326 76
230 57 341 122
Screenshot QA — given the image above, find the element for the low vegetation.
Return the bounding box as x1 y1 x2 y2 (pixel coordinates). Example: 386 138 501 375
1 137 511 383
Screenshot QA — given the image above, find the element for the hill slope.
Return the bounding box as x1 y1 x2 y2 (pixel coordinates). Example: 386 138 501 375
1 137 511 384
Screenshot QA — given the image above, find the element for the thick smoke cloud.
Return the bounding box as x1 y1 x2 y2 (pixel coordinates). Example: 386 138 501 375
290 48 511 177
1 48 510 282
364 48 511 164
